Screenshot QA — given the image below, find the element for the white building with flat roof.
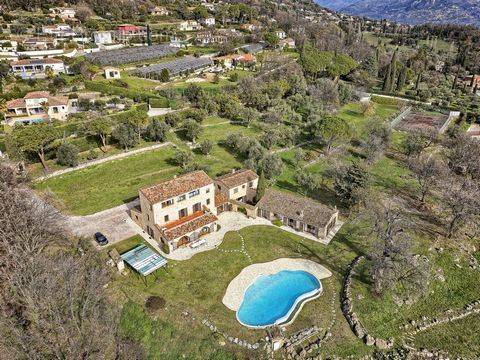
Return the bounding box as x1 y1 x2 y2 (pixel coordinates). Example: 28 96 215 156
93 31 113 45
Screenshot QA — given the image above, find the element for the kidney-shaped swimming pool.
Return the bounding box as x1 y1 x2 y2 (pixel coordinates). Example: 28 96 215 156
237 270 322 328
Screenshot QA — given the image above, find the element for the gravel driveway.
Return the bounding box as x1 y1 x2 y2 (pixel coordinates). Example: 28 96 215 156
67 199 140 246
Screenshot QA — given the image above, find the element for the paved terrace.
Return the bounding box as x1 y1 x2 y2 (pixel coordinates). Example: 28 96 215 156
69 206 344 260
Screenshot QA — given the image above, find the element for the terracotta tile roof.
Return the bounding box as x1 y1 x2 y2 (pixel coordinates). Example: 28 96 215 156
158 210 217 241
215 169 258 190
256 189 337 229
24 91 50 99
48 96 68 106
140 171 213 204
6 98 26 109
215 193 228 207
11 58 63 66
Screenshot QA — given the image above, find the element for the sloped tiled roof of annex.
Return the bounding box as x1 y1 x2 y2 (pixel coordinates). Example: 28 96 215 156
11 58 63 66
256 189 337 229
23 91 51 99
157 210 217 241
215 169 258 190
6 98 26 109
48 95 69 106
140 170 213 204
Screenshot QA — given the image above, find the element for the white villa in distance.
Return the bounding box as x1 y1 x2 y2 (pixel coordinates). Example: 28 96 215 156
105 67 121 79
93 31 113 45
179 20 203 31
42 24 77 37
202 17 216 27
4 91 69 126
10 58 65 79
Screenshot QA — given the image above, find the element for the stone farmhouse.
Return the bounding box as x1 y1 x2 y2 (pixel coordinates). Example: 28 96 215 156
215 169 259 212
132 171 218 252
256 189 339 240
4 91 69 125
132 169 339 253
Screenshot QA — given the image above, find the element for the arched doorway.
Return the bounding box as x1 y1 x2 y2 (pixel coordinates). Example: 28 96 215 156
201 226 211 235
177 236 190 248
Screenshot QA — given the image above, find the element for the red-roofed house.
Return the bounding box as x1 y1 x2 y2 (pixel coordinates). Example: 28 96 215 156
116 24 147 42
214 53 256 69
131 171 218 251
4 91 70 126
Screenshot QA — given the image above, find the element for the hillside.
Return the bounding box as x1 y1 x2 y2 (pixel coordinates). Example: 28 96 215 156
314 0 480 26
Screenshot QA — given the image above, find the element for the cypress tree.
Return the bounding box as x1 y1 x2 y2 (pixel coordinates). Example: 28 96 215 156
415 72 422 90
255 171 267 204
389 49 398 92
397 66 408 91
382 62 392 92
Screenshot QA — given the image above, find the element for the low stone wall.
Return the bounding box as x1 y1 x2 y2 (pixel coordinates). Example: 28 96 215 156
341 256 393 350
403 299 480 337
285 278 337 359
201 318 261 350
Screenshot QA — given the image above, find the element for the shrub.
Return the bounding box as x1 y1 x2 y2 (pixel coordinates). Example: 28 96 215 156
86 148 98 160
145 296 166 312
272 219 283 227
198 139 213 155
145 119 169 142
161 242 170 254
56 143 79 167
164 112 182 127
149 98 170 109
371 95 405 108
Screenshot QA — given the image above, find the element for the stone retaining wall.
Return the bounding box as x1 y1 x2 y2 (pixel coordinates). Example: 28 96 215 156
201 318 261 350
285 278 337 359
403 299 480 337
341 256 393 350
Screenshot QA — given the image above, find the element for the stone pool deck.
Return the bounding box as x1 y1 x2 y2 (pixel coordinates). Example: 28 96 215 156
223 258 332 311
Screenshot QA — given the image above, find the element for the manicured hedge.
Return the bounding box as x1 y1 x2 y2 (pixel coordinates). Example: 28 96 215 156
85 81 161 102
108 105 149 123
149 97 170 109
371 95 406 107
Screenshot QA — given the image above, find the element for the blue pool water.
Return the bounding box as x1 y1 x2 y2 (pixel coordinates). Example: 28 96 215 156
237 270 321 328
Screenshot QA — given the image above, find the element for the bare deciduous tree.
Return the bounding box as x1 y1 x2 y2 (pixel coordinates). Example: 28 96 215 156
440 176 480 238
0 164 144 359
408 154 445 203
365 200 430 297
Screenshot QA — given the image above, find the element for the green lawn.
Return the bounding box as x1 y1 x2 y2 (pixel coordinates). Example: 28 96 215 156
337 102 400 133
115 225 370 359
35 146 179 215
35 122 259 215
352 250 480 357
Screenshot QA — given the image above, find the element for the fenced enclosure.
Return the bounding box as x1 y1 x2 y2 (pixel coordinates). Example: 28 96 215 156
134 56 213 79
86 45 179 66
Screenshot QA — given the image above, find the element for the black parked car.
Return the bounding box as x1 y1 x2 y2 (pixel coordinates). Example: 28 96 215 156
94 232 109 246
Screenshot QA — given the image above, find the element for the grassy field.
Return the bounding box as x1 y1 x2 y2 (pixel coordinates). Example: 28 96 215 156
114 220 480 359
35 121 258 215
35 146 179 215
114 225 370 359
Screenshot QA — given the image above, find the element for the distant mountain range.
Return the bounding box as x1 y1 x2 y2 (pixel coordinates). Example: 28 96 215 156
314 0 480 26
